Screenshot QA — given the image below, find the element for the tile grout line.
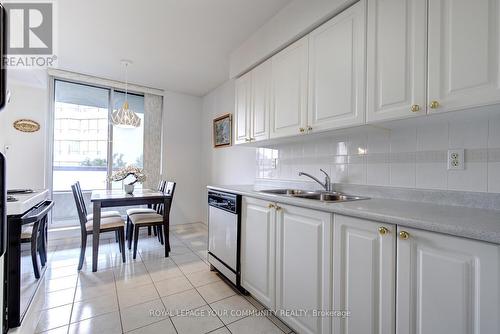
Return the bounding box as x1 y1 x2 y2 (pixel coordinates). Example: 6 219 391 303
140 249 181 334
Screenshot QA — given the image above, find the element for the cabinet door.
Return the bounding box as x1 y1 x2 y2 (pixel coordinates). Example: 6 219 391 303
428 0 500 113
397 227 500 334
276 204 331 334
251 60 271 141
308 1 366 132
270 37 309 139
240 197 275 309
333 215 395 334
366 0 427 122
234 71 252 144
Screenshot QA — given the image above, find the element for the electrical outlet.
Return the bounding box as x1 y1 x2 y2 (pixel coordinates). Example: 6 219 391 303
447 149 464 170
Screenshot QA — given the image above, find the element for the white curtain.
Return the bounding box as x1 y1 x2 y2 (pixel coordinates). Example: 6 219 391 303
143 93 163 190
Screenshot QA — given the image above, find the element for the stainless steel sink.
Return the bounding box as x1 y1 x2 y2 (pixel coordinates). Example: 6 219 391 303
259 189 368 203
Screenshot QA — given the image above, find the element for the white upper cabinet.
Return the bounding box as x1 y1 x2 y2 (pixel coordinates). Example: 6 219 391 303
396 227 500 334
234 71 252 144
240 197 276 309
270 36 309 139
333 215 395 334
275 204 331 334
308 1 366 132
366 0 427 122
251 60 271 141
427 0 500 113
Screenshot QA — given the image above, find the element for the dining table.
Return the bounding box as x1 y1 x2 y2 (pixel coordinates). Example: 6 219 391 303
90 188 172 272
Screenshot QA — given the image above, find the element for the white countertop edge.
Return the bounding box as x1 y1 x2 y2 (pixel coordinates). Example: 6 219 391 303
207 185 500 245
7 189 50 216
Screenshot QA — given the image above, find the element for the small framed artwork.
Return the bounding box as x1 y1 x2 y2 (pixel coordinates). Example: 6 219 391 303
213 113 232 148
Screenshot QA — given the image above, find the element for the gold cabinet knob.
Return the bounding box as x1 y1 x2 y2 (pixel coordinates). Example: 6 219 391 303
411 104 420 112
307 126 313 131
244 138 250 142
429 100 440 109
267 203 275 209
275 205 282 211
378 226 389 235
399 231 410 240
299 128 305 133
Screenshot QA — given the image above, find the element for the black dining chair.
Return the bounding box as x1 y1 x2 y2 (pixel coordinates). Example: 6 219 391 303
128 181 176 259
71 183 126 270
20 200 54 279
126 180 166 240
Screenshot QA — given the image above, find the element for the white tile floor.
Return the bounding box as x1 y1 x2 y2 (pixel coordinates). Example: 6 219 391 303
30 223 293 334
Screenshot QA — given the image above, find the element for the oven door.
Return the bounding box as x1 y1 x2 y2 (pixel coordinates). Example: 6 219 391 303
208 206 237 271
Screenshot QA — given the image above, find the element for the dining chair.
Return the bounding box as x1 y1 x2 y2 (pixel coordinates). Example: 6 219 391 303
20 216 46 279
20 200 53 279
125 180 166 239
75 181 122 242
128 181 176 259
71 183 126 270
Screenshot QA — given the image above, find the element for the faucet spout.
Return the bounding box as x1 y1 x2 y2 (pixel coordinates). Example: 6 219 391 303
298 169 333 192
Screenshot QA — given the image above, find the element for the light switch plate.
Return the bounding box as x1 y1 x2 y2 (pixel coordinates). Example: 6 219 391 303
447 149 464 170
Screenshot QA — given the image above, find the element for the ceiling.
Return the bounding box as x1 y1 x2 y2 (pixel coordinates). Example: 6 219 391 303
38 0 289 96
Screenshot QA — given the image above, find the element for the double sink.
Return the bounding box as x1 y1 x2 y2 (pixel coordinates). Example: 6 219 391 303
259 189 368 203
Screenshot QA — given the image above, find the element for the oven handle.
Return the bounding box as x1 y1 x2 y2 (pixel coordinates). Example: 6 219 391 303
20 200 54 224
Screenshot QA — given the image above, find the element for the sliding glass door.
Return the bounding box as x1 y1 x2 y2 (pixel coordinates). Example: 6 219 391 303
52 80 144 192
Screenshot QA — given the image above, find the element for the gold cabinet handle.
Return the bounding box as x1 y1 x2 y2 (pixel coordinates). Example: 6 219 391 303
275 205 282 211
307 126 313 131
244 138 250 142
378 226 389 235
399 231 410 240
429 100 440 109
267 203 275 209
411 104 420 112
299 128 305 133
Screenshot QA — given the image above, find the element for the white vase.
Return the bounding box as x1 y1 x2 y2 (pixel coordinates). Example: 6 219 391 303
124 183 135 194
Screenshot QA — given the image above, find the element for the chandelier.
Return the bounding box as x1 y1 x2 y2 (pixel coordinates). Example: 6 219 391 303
111 60 141 128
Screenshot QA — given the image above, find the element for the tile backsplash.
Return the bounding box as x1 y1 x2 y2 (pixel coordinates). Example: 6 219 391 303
256 112 500 193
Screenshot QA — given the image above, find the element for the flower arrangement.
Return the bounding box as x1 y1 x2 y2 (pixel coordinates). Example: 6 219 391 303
109 166 146 194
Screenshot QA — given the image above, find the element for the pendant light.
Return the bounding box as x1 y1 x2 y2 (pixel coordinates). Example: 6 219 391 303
111 60 141 128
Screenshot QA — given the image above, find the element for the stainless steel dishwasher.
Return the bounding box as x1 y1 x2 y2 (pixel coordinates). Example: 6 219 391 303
207 190 241 287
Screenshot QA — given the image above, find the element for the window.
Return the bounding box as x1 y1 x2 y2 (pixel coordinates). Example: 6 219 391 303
52 80 145 191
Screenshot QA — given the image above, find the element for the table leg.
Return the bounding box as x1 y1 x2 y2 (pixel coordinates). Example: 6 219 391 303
163 198 170 257
92 201 101 272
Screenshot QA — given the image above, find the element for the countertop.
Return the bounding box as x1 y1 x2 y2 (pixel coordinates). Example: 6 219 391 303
207 185 500 244
7 189 50 216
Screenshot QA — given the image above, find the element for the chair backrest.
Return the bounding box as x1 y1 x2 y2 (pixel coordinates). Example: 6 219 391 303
157 181 176 215
151 180 167 212
157 180 167 192
75 181 88 217
71 183 88 234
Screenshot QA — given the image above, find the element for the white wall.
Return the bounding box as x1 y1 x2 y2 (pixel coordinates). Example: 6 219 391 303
0 82 48 189
200 80 256 219
162 91 204 225
229 0 356 77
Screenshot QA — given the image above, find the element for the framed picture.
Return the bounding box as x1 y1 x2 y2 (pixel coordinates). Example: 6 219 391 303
213 113 232 148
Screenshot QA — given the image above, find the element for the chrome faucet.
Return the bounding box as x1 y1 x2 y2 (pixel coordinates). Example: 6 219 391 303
298 169 332 192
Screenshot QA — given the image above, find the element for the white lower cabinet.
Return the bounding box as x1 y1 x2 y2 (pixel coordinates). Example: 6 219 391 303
396 226 500 334
332 215 395 334
240 197 500 334
275 204 332 334
240 197 276 309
